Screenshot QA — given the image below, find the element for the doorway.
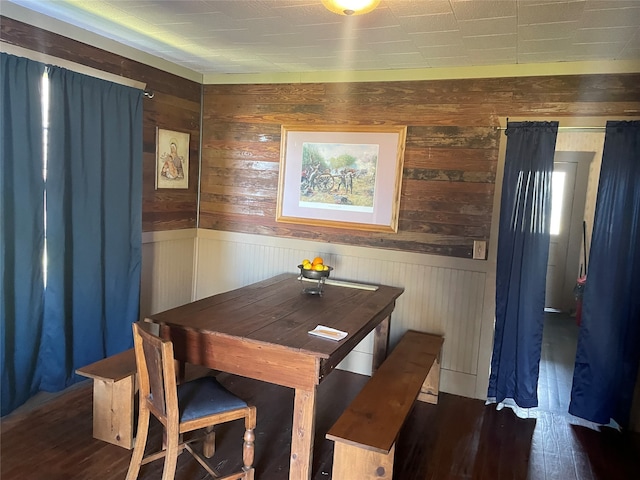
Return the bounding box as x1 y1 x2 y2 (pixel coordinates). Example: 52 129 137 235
545 152 592 313
539 151 593 415
481 121 609 411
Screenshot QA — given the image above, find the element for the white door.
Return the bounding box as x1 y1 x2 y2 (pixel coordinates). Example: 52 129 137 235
545 152 592 312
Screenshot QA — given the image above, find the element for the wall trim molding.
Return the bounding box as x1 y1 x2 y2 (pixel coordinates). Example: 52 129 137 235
142 228 197 244
1 42 146 90
195 228 492 273
203 60 640 85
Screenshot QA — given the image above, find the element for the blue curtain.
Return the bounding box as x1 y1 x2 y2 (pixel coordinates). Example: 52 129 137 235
1 54 143 415
488 121 558 408
1 54 47 415
569 121 640 426
41 67 143 390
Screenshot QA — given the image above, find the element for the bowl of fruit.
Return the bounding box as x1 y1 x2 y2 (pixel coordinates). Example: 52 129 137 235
298 257 333 280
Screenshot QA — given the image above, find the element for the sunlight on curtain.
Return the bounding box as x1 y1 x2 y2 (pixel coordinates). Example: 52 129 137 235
1 52 143 415
1 52 46 415
487 121 558 413
42 71 49 288
40 66 143 391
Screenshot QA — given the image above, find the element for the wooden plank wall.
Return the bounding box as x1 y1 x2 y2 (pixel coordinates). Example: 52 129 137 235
1 16 201 232
4 16 640 258
201 74 640 258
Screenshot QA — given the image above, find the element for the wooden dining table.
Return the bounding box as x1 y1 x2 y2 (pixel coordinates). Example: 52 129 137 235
147 272 404 480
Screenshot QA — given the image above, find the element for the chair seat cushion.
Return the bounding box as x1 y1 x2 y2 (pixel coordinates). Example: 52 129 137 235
177 376 248 422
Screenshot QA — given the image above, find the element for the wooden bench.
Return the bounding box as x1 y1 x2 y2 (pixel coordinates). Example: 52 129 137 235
76 348 217 450
76 349 138 449
326 330 444 480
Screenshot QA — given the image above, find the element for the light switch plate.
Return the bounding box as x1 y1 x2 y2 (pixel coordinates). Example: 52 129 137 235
473 240 486 260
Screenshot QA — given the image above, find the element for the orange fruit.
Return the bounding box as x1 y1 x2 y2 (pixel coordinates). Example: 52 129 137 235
312 256 324 266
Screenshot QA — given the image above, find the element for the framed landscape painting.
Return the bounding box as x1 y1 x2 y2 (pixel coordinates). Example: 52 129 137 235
276 125 407 232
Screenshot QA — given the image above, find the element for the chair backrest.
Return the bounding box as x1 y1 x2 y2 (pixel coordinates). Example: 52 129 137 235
132 322 179 424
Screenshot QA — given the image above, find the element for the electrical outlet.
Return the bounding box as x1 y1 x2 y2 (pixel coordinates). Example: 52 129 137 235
473 240 486 260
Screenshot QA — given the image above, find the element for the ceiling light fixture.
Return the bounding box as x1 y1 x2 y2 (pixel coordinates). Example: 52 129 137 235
321 0 381 16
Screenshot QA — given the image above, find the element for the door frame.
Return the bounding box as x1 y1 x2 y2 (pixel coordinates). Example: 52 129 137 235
546 152 594 312
475 116 609 400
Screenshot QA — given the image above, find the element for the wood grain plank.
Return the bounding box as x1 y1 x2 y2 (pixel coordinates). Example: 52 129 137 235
326 331 443 453
8 18 640 257
75 349 136 382
289 388 318 480
6 371 639 480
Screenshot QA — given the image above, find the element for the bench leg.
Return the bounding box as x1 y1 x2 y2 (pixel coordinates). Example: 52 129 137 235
92 375 135 449
332 442 395 479
417 355 440 404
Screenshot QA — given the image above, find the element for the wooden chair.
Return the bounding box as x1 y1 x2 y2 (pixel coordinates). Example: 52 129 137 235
126 322 256 480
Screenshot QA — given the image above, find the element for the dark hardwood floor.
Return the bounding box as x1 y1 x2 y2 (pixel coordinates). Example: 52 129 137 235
538 311 581 416
2 366 640 479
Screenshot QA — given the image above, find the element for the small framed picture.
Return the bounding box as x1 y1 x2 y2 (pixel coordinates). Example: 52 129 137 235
156 128 189 189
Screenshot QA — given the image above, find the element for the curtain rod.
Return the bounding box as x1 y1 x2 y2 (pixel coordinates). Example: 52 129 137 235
2 41 148 93
497 126 605 131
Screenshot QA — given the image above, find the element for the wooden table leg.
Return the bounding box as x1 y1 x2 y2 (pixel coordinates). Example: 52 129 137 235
289 387 317 480
372 315 390 373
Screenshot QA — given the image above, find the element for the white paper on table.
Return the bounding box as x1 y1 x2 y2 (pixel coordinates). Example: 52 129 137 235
308 325 348 341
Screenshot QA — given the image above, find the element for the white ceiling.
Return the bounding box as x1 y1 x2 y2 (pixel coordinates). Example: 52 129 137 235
5 0 640 76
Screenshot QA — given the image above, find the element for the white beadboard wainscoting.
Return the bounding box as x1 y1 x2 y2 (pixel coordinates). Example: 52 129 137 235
140 229 197 320
199 229 496 399
140 228 496 400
